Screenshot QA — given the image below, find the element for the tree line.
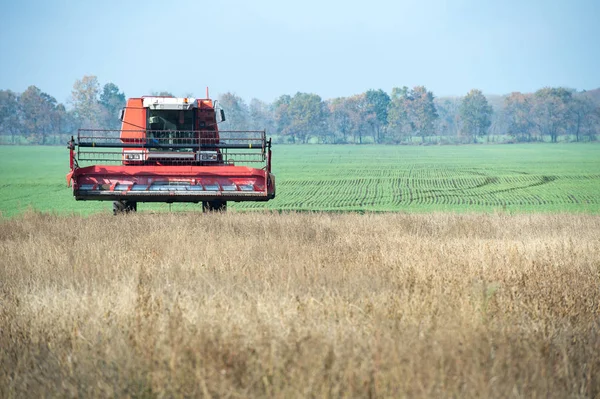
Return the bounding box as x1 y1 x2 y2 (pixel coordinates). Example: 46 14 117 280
1 75 599 145
0 76 125 145
221 87 600 144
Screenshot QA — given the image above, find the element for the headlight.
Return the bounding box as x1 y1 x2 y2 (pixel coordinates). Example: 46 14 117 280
198 151 218 161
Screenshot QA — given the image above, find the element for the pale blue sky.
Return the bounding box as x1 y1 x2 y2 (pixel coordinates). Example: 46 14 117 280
0 0 598 104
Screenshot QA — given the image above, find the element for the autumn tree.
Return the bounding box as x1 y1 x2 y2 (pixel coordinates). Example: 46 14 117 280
532 87 573 143
388 86 438 143
272 95 292 142
408 86 438 143
347 94 374 144
504 92 535 142
327 97 354 143
326 95 379 144
459 89 493 143
71 75 101 129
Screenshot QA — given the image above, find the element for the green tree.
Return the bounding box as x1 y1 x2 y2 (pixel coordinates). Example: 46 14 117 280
151 91 174 97
345 94 372 144
485 95 507 143
217 92 249 131
0 89 21 143
99 83 126 130
568 94 599 142
387 86 412 143
286 92 327 143
327 97 353 143
20 86 62 144
434 97 461 142
365 89 391 143
20 86 44 141
459 89 493 143
50 103 71 144
248 98 275 133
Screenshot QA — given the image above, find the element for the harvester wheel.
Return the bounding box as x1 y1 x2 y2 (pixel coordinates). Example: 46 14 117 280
113 200 137 215
202 200 227 212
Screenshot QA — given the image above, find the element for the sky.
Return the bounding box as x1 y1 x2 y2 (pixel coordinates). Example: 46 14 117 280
0 0 599 104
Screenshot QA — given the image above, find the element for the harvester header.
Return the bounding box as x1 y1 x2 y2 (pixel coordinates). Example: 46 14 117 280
67 95 275 214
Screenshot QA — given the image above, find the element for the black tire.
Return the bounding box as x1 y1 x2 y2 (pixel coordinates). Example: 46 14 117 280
113 200 137 215
202 200 227 212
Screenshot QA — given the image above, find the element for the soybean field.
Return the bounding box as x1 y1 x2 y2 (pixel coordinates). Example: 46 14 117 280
0 143 599 216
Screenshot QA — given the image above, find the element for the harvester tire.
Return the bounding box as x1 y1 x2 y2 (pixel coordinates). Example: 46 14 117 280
113 200 137 215
202 200 227 212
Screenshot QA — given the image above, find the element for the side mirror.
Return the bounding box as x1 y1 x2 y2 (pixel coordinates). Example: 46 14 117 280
119 108 125 121
220 109 226 122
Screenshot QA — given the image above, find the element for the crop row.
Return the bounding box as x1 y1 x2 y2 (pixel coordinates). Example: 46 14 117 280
240 170 600 210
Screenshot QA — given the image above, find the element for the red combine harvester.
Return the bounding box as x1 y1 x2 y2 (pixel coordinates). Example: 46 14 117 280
67 95 275 214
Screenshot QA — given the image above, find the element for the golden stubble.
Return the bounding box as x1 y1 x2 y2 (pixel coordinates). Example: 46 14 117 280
1 211 599 398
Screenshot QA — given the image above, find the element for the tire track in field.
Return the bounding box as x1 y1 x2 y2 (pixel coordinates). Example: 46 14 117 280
412 175 558 206
393 168 495 205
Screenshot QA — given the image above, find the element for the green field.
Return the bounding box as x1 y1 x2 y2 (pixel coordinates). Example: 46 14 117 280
1 144 599 216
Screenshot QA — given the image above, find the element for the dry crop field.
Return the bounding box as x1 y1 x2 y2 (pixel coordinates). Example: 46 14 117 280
1 211 599 397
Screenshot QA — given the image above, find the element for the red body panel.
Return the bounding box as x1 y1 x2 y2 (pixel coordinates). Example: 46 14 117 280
121 98 145 135
71 165 275 202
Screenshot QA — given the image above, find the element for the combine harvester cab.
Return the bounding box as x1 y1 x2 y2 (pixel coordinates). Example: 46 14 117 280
67 96 275 214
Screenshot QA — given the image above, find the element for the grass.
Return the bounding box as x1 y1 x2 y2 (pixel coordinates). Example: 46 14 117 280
0 143 599 216
1 211 599 397
263 143 600 213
